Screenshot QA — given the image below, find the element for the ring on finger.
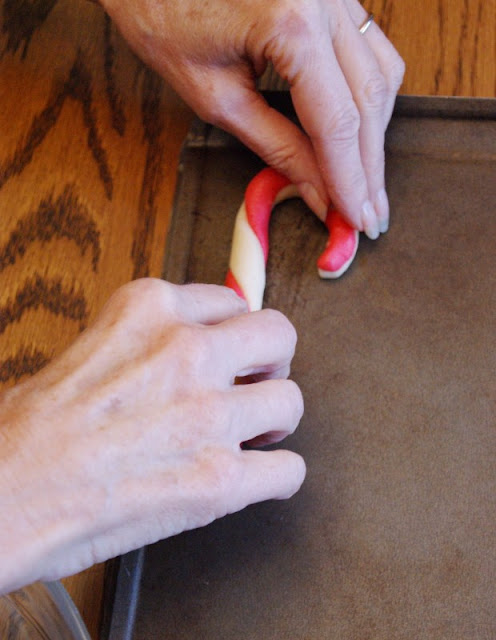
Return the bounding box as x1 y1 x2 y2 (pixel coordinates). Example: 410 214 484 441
358 13 374 35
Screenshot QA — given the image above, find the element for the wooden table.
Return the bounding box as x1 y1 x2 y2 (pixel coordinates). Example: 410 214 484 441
0 0 494 637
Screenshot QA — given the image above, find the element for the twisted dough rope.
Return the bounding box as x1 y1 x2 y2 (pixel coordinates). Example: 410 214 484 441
225 168 359 311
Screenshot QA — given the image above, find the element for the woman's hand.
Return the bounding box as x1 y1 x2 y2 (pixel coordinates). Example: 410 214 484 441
100 0 405 237
0 280 305 594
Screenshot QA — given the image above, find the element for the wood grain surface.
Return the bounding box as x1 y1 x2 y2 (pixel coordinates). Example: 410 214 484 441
0 0 494 637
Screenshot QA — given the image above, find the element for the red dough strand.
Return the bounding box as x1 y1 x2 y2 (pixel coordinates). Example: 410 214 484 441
226 168 359 310
244 169 292 260
318 209 358 275
225 269 244 300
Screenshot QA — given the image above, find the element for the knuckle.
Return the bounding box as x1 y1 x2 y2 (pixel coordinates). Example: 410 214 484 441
192 96 219 127
325 104 361 147
168 324 211 374
262 308 298 352
199 393 231 435
387 53 406 92
193 81 248 133
268 2 314 40
106 280 140 311
359 73 388 112
285 379 304 421
258 2 317 73
198 450 240 510
111 278 176 314
180 70 227 128
206 96 239 131
261 140 301 177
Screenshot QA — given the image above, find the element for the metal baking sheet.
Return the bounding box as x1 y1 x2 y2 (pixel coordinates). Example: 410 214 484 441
104 95 496 640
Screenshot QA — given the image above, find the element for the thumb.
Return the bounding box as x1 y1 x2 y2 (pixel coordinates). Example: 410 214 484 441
208 78 330 222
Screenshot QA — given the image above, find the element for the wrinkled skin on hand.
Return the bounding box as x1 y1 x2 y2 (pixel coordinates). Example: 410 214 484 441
0 280 305 594
100 0 405 238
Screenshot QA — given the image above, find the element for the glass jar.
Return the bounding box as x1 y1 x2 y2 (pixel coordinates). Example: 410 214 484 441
0 581 91 639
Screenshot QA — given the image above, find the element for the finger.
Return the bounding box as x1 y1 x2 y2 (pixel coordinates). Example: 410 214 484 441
344 0 406 128
288 27 371 233
332 5 390 234
237 449 306 505
210 308 297 381
178 283 248 325
210 74 329 221
373 38 405 127
226 378 304 445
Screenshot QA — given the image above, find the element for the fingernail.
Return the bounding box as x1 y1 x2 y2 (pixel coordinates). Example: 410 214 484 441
375 188 390 233
298 182 328 220
362 200 380 240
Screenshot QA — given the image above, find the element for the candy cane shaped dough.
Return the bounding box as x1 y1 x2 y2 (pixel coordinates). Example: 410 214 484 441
225 168 359 311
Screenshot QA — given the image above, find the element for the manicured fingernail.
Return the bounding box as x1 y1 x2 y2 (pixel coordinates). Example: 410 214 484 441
362 200 379 240
298 182 328 220
375 188 389 233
